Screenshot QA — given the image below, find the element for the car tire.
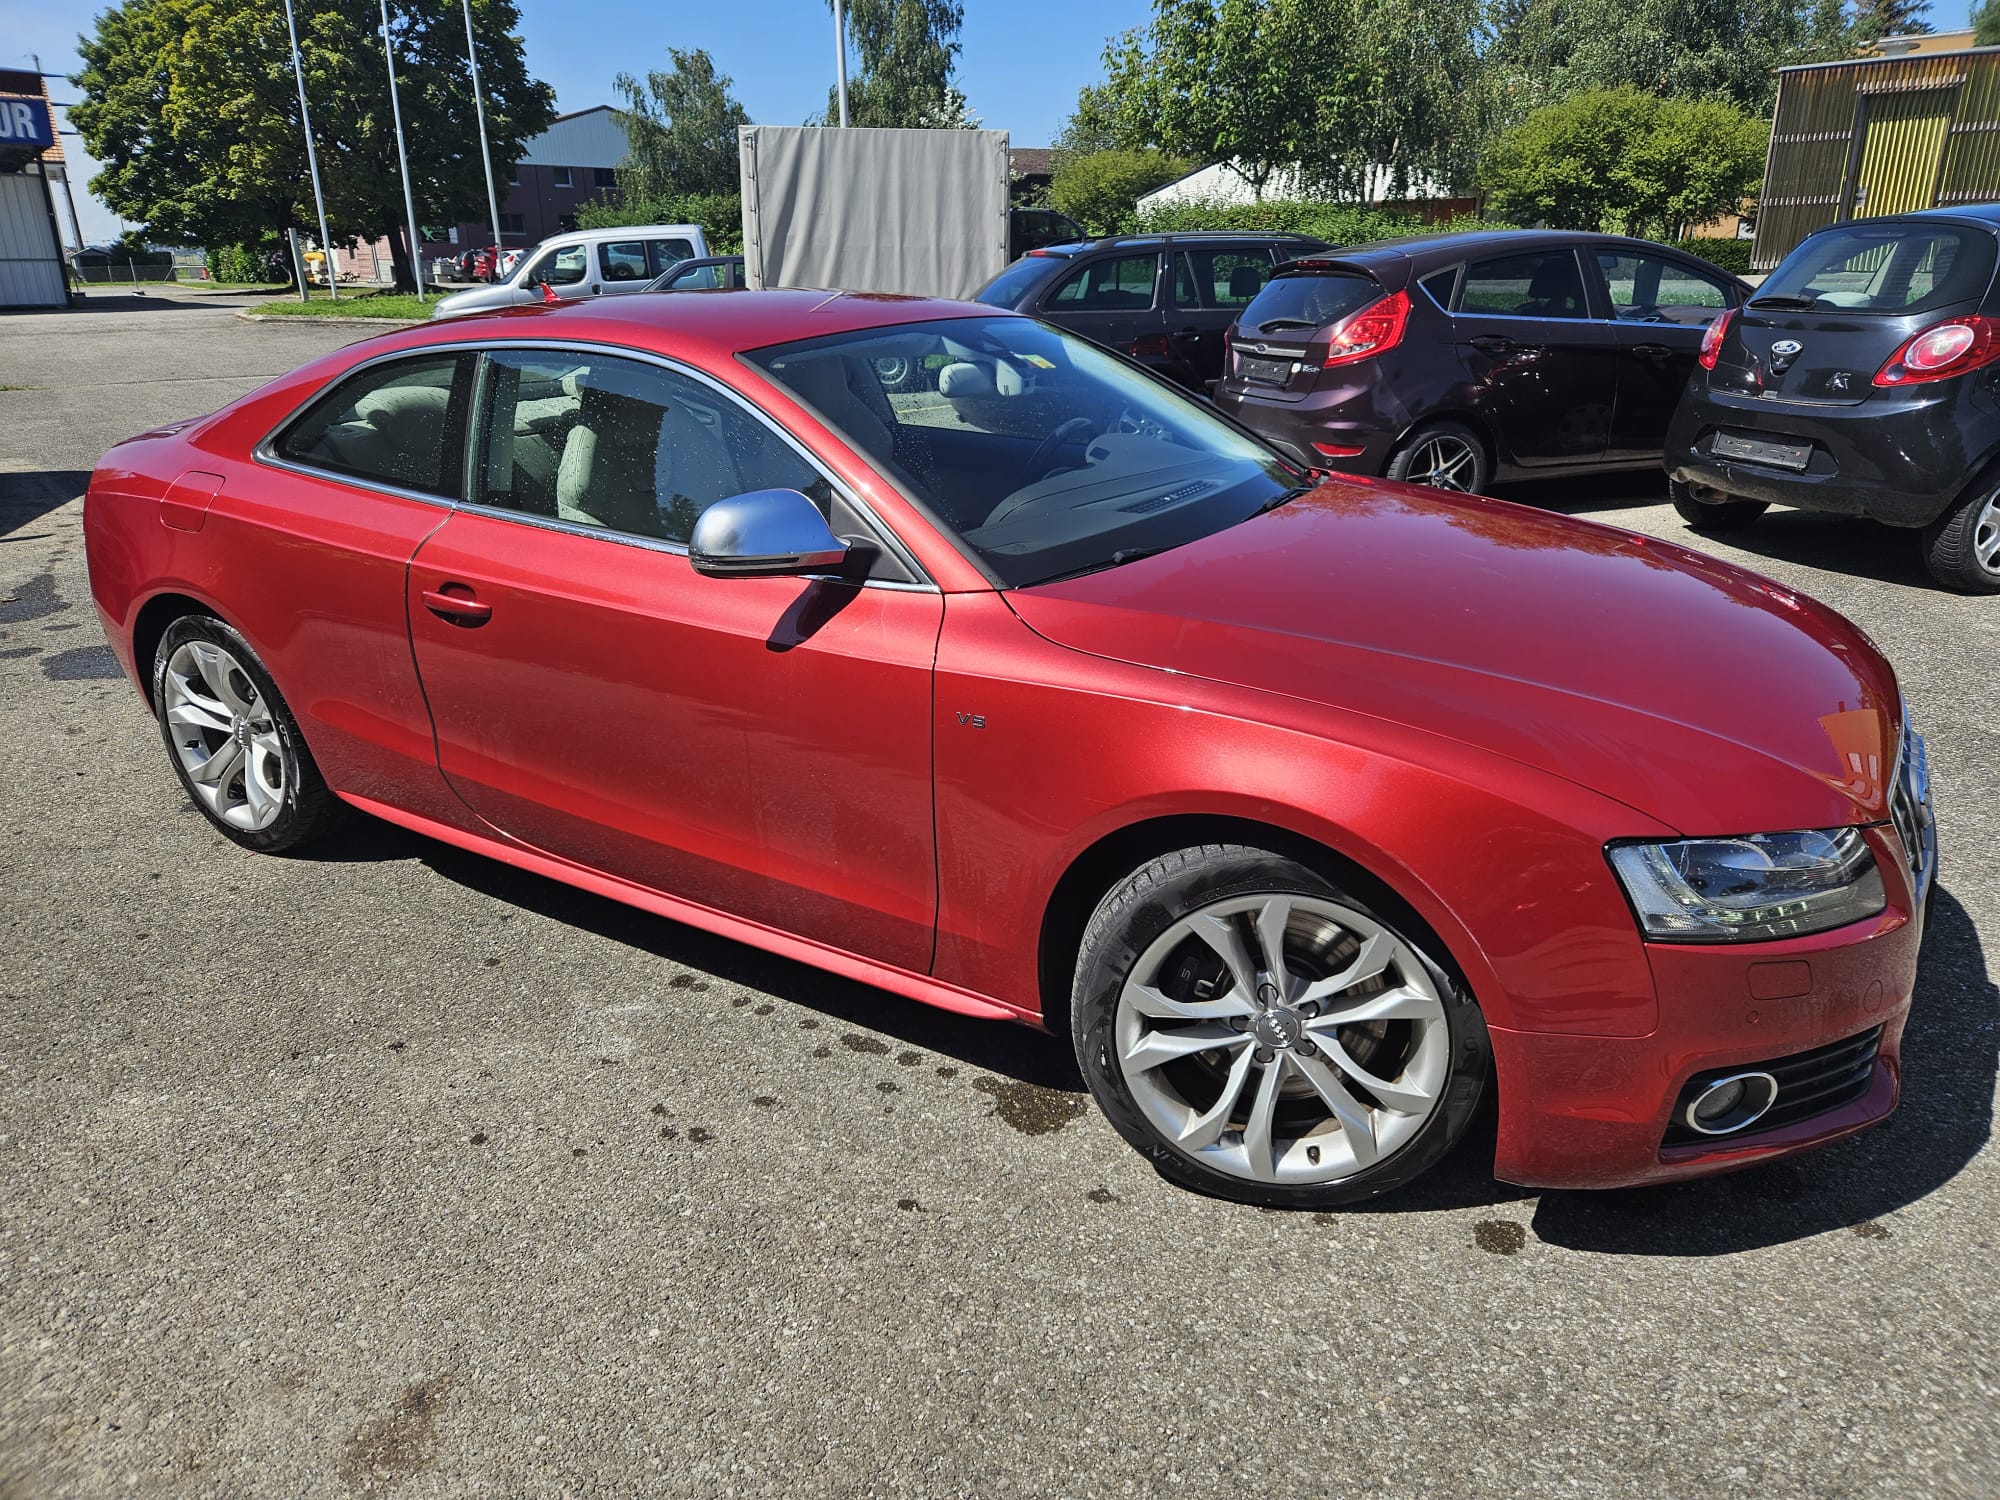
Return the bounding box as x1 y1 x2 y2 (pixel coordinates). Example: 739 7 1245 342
151 615 343 853
1920 479 2000 594
1668 477 1768 532
1385 421 1491 494
1070 843 1490 1209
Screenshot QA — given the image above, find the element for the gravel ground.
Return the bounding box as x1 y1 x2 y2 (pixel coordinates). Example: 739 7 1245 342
2 287 1996 1499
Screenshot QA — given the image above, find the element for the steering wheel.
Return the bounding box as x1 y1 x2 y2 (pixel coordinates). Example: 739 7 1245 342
1024 417 1098 484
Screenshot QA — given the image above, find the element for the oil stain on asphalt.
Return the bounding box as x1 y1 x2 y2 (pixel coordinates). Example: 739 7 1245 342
971 1076 1087 1136
339 1375 453 1488
1474 1220 1529 1255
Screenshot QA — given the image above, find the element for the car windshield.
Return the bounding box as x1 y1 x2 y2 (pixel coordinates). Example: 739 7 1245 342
975 257 1061 308
1756 224 1995 315
1239 271 1384 333
743 315 1301 588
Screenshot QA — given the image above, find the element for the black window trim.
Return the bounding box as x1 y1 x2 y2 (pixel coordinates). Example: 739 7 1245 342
1044 249 1165 312
256 349 477 507
1587 245 1741 319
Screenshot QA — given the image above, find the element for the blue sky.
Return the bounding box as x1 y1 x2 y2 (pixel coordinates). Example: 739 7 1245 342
10 0 1978 244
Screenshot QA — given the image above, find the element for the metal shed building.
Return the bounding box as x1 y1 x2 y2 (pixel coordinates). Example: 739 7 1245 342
1756 45 2000 270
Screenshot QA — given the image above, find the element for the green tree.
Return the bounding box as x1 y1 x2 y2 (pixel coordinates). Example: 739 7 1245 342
1049 148 1191 232
614 49 750 199
71 0 555 290
1481 87 1768 238
1050 82 1129 170
1975 0 2000 44
822 0 973 127
1485 0 1851 121
1852 0 1931 40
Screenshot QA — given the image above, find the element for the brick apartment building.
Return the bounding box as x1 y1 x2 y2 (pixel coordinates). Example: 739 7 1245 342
423 104 629 261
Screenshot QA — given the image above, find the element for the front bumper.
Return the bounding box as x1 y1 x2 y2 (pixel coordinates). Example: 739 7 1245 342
1488 806 1932 1191
1664 379 1996 527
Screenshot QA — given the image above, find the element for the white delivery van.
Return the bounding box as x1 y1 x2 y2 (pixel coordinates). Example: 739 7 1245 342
430 223 709 318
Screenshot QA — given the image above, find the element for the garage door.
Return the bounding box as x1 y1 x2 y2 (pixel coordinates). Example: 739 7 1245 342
0 170 67 308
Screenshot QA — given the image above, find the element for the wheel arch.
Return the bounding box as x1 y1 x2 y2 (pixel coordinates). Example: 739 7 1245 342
1390 407 1500 473
1035 812 1487 1046
131 590 228 708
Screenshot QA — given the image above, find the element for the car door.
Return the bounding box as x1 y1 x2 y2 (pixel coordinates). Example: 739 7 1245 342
1036 250 1166 366
592 237 654 296
645 236 699 281
521 241 588 303
405 346 943 972
1453 247 1618 469
1170 246 1277 387
1592 249 1740 462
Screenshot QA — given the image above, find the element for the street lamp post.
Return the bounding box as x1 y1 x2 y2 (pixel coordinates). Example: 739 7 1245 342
378 0 426 299
833 0 849 127
460 0 506 283
278 0 338 298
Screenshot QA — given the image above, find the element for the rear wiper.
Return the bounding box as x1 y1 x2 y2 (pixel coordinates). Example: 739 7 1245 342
1748 293 1822 310
1254 318 1318 332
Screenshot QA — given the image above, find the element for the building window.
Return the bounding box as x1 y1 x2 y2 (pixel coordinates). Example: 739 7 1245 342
557 214 577 232
506 164 519 186
500 213 525 234
595 167 618 189
553 166 572 188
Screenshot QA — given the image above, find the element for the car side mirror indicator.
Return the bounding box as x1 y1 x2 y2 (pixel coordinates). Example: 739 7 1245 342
689 489 852 578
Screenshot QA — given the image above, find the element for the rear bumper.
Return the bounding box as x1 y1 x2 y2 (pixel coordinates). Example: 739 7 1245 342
1664 381 1997 527
1488 827 1925 1190
1215 379 1405 475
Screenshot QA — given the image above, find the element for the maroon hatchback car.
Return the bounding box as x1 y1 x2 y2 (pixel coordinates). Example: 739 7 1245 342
85 290 1934 1207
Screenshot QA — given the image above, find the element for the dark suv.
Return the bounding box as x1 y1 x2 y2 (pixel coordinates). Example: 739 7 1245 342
1212 230 1749 494
973 232 1329 390
1665 206 2000 593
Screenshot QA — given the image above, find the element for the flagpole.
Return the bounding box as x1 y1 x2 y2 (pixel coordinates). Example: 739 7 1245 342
379 0 427 299
460 0 506 282
833 0 849 126
281 0 338 298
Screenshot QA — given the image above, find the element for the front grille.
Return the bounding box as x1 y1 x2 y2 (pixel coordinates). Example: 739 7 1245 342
1888 722 1936 895
1663 1026 1883 1149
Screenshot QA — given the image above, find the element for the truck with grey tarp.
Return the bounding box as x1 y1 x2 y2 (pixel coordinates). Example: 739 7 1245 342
736 125 1011 300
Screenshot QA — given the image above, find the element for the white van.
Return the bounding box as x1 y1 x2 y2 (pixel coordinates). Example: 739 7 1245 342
430 223 710 319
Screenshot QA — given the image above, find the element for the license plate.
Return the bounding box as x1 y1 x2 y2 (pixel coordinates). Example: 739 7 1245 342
1239 355 1294 385
1711 431 1812 472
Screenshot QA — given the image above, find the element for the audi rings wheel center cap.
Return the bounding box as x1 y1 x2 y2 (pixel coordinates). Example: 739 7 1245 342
1252 1008 1303 1050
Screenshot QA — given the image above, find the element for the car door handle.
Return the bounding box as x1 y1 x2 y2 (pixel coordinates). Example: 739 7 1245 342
422 586 492 625
1469 334 1514 353
1174 326 1203 338
1631 343 1673 358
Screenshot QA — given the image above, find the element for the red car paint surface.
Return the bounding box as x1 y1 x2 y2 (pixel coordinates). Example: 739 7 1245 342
83 292 1928 1190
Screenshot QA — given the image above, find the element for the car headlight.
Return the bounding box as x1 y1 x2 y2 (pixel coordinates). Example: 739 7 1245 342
1607 828 1885 943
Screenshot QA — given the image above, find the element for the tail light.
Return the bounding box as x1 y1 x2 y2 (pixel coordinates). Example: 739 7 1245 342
1322 289 1409 368
1873 316 2000 386
1698 308 1736 371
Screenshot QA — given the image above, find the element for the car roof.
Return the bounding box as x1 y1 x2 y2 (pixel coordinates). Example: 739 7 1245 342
1840 203 2000 230
1030 231 1326 258
397 288 1009 363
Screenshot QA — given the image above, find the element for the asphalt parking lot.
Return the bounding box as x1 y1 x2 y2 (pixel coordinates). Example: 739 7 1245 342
3 286 1997 1499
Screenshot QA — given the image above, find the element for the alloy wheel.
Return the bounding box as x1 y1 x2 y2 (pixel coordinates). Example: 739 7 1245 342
161 640 288 832
1407 434 1478 491
1113 892 1452 1186
1976 491 2000 576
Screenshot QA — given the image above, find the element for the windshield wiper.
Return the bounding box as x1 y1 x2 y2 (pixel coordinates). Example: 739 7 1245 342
1257 483 1315 514
1748 293 1822 310
1027 546 1173 587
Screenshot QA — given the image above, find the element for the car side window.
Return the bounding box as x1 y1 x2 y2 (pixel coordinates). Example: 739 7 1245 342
670 263 721 290
1174 249 1273 309
1596 251 1733 325
599 240 650 282
1419 267 1459 311
275 354 468 497
470 351 835 546
1461 250 1591 320
525 244 587 286
648 238 696 275
1050 253 1160 310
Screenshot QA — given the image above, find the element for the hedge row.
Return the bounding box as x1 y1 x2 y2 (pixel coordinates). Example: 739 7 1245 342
1676 237 1754 275
1130 196 1485 248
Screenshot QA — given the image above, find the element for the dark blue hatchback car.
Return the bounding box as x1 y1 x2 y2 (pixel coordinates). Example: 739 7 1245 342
1665 205 2000 592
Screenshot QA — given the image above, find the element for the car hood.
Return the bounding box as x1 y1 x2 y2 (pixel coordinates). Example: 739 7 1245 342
431 282 533 319
1006 479 1902 834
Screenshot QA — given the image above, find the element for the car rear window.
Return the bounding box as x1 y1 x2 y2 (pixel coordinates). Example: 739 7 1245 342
1758 224 1996 315
1237 272 1384 334
976 256 1062 308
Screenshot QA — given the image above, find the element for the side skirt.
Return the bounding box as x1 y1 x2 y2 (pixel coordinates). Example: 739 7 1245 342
338 791 1037 1027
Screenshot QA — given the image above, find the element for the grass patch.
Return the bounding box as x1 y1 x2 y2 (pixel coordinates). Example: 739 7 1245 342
0 384 34 392
252 292 434 320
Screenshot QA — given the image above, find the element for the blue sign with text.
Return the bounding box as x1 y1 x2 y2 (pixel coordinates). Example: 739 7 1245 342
0 97 55 153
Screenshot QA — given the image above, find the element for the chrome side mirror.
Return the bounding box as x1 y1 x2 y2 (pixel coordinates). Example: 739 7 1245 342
689 489 851 578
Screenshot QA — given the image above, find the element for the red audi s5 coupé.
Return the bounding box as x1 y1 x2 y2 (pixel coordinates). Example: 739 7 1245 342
84 290 1937 1208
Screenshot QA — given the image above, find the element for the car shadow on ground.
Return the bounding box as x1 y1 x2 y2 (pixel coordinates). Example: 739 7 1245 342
313 817 1992 1242
1 470 92 538
311 814 1085 1091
